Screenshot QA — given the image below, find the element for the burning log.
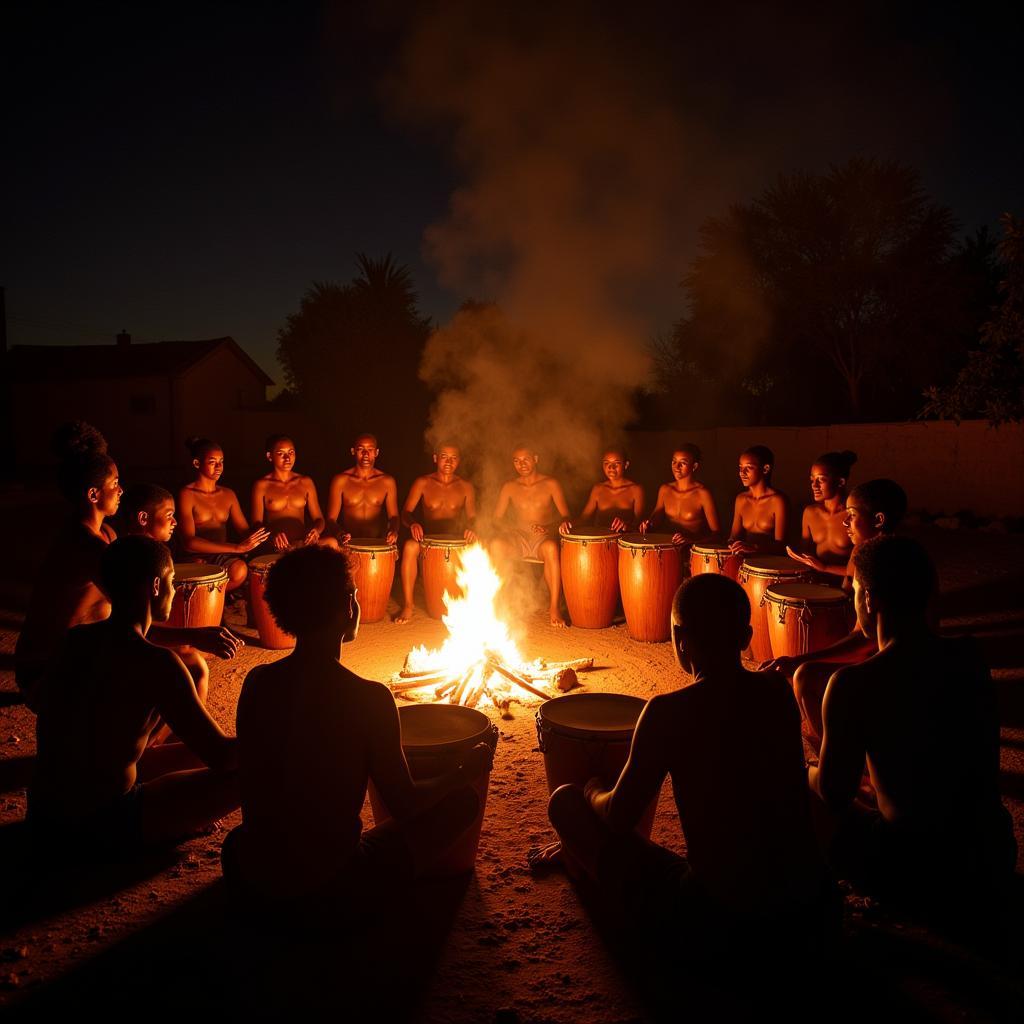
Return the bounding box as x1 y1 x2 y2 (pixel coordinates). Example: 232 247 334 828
487 659 551 701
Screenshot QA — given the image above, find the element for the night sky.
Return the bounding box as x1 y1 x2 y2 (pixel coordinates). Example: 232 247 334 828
3 1 1021 388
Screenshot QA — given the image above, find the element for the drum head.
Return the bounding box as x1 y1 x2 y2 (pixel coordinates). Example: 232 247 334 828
348 538 397 552
538 693 646 739
765 582 849 605
692 544 732 556
562 530 618 543
172 563 228 585
398 704 489 751
250 553 284 572
741 555 806 576
421 534 469 549
618 533 675 550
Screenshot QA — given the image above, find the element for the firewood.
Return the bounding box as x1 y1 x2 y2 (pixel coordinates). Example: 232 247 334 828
399 667 449 681
537 657 594 673
389 676 441 694
487 660 551 700
449 666 476 705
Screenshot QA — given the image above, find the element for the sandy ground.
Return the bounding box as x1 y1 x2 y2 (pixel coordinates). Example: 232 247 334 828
0 496 1022 1020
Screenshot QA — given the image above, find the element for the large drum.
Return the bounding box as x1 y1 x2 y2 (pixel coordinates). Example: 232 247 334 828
618 534 684 643
765 582 852 660
421 535 469 619
249 553 295 650
536 693 658 838
167 563 227 629
346 538 397 623
369 704 497 876
738 556 812 663
560 530 620 629
689 543 742 581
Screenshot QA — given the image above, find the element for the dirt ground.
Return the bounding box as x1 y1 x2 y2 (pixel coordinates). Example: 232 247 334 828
1 488 1022 1020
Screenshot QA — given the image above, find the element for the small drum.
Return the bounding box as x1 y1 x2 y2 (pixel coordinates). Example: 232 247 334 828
536 693 658 838
765 582 852 660
249 553 295 650
618 533 684 643
689 543 742 581
738 556 812 663
346 538 397 623
560 530 620 629
421 534 469 619
369 704 497 876
167 563 227 629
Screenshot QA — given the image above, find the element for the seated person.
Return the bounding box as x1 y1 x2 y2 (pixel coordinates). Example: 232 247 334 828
809 536 1016 915
639 443 719 545
534 574 835 947
764 479 908 750
491 446 571 627
787 450 857 578
251 434 338 551
177 437 269 593
560 448 644 536
28 536 240 858
396 443 478 625
326 433 400 545
221 546 493 923
728 445 788 556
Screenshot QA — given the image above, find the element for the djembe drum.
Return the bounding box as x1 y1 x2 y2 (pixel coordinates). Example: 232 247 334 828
560 530 620 629
421 535 469 619
618 533 684 643
764 582 851 660
248 553 295 649
167 563 227 629
345 538 397 623
737 556 812 663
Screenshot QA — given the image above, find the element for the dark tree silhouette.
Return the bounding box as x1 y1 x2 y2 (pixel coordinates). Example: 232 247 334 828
924 214 1024 424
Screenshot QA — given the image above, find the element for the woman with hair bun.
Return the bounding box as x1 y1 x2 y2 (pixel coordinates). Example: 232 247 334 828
787 450 857 577
727 445 788 556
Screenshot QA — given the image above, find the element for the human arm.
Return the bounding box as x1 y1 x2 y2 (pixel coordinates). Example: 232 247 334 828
303 478 327 544
149 625 243 659
639 485 668 534
384 478 400 545
226 489 269 551
545 479 572 534
700 486 720 537
494 483 511 522
760 628 871 676
727 496 750 552
401 478 427 541
807 668 865 812
773 495 788 545
463 482 478 542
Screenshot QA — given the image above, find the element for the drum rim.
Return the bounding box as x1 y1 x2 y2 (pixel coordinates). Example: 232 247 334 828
764 581 849 604
171 563 229 584
420 534 470 548
739 555 809 576
537 692 647 738
690 543 735 555
347 538 398 552
397 703 490 751
617 532 677 549
561 530 619 543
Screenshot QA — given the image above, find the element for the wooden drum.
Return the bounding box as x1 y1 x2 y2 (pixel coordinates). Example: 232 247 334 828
536 693 657 837
765 582 851 660
346 538 396 623
167 563 227 629
369 704 497 876
421 535 468 619
689 543 742 581
248 553 295 650
738 556 812 663
560 530 620 629
618 533 684 643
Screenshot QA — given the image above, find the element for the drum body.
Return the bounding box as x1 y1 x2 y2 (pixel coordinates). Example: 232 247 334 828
249 553 295 650
765 582 851 660
560 531 620 629
738 556 812 663
167 563 227 629
421 535 469 619
689 543 742 581
369 704 497 876
346 538 397 623
618 534 684 643
536 693 657 838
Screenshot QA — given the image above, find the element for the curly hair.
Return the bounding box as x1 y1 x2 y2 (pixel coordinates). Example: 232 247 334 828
52 421 115 503
672 574 751 652
263 546 357 637
100 536 173 604
852 535 935 614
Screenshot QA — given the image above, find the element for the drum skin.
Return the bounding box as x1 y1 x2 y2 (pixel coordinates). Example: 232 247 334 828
421 535 468 619
346 539 397 623
689 543 742 581
369 704 497 876
737 556 812 664
167 563 227 630
560 531 620 629
764 582 851 660
618 534 684 643
249 554 295 650
536 693 657 838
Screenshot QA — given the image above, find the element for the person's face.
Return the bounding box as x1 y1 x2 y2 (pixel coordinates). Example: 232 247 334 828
671 452 696 482
843 497 883 546
268 441 296 473
512 449 538 476
852 574 875 638
810 464 843 502
434 446 460 476
352 437 379 470
90 467 122 516
153 566 175 623
143 499 177 543
195 449 225 482
602 452 627 483
738 456 765 489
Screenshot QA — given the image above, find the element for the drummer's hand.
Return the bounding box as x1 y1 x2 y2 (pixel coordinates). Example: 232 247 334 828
729 538 754 555
186 626 244 659
558 520 572 537
304 528 321 546
272 531 290 551
609 516 627 533
786 546 824 572
239 528 270 553
410 523 425 543
532 523 549 535
638 519 650 535
339 532 352 547
672 532 687 546
464 528 478 543
459 741 494 782
385 529 399 545
760 655 799 678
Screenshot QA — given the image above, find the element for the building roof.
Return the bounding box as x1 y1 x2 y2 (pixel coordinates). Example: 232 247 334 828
7 337 274 386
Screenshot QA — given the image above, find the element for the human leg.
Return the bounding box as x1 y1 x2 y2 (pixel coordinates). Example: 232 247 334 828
395 538 422 624
793 661 844 752
540 538 566 627
140 766 239 844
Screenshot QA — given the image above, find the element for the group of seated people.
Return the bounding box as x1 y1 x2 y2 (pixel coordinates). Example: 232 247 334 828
12 421 1017 952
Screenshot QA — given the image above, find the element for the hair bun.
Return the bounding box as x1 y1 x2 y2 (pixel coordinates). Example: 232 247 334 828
52 421 108 461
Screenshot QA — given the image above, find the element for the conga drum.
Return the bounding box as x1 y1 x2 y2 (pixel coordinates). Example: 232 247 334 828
536 693 658 838
421 535 469 619
689 543 742 580
738 556 812 663
249 553 295 650
346 538 397 623
618 534 684 643
764 582 852 660
560 530 620 629
167 563 227 629
368 704 497 876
